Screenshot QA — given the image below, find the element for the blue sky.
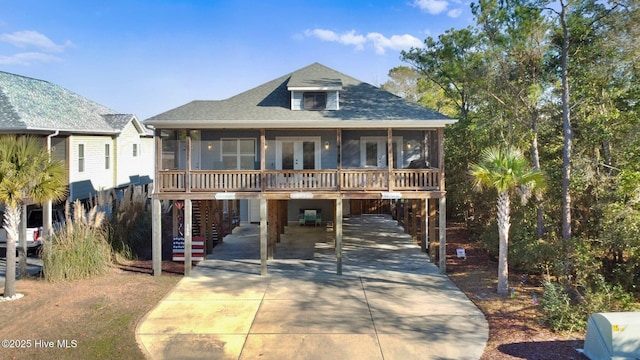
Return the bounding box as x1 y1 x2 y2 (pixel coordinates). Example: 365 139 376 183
0 0 473 120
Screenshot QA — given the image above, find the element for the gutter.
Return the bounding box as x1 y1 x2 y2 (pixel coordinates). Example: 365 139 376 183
142 119 459 129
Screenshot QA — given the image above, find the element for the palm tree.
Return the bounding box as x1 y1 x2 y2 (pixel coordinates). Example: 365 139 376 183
0 135 67 298
470 146 544 294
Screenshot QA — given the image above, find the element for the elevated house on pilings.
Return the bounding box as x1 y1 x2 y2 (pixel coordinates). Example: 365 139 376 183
144 63 457 276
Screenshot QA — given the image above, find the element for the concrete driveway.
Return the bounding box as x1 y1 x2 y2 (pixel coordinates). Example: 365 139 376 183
136 215 488 359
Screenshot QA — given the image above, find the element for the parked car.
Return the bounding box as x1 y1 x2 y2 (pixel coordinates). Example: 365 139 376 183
0 206 65 253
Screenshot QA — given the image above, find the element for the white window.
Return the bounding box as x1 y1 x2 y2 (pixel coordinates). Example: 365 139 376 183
105 144 110 170
221 139 256 170
133 143 138 157
78 144 85 172
303 92 327 110
360 137 403 169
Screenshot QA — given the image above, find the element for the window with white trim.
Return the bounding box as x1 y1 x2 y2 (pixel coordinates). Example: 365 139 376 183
105 144 110 169
221 138 256 170
303 92 327 110
133 143 138 157
78 144 85 172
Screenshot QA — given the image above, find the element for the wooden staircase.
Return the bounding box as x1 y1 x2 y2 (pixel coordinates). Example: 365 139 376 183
192 200 224 254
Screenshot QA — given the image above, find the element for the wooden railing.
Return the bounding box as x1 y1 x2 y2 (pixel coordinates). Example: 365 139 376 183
157 169 441 193
190 170 261 192
158 171 186 192
393 169 440 190
339 170 388 191
264 170 337 190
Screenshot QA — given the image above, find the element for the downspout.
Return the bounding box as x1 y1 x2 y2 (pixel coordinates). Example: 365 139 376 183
43 130 60 238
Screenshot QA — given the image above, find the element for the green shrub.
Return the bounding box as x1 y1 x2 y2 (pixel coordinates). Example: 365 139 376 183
542 276 638 332
41 201 111 283
541 279 584 332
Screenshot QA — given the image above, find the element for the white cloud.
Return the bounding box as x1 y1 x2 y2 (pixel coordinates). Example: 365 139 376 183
412 0 449 15
447 8 463 18
366 33 423 54
304 29 421 55
0 52 62 65
0 30 73 53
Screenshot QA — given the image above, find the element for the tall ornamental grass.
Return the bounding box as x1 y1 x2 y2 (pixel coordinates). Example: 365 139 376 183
93 186 152 261
41 200 111 283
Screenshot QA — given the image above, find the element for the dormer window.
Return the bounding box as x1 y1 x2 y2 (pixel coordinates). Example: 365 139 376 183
288 73 342 111
304 92 327 110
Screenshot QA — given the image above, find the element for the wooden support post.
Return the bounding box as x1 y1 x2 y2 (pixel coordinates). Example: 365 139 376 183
226 200 232 236
421 199 427 253
260 129 266 192
403 199 409 233
429 199 437 262
185 133 191 193
411 199 418 242
278 200 287 240
184 198 192 276
268 200 278 259
391 199 397 221
387 127 394 192
439 195 447 274
260 198 267 276
152 198 162 276
336 129 342 192
335 198 343 275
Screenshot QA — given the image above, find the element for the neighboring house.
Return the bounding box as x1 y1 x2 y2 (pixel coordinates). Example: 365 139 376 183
144 63 457 276
0 71 154 227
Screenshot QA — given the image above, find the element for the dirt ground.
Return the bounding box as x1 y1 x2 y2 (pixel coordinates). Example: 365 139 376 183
445 224 588 360
1 224 588 359
0 262 182 360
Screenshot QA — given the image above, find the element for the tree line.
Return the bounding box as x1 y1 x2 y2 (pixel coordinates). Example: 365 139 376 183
384 0 639 327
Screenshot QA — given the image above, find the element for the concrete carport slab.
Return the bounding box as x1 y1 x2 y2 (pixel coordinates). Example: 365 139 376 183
136 215 488 359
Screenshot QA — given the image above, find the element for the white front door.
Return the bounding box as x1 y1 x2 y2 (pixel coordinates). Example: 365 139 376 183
276 137 321 170
360 137 403 169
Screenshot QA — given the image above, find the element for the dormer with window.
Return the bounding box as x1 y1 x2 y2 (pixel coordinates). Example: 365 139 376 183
288 70 342 111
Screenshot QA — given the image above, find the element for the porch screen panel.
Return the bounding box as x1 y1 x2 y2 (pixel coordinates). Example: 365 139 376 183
222 139 238 169
366 142 377 167
303 141 315 169
282 142 294 170
222 139 256 170
239 139 256 170
392 142 398 168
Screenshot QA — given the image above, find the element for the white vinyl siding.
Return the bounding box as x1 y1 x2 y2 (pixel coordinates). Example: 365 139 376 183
68 135 115 201
63 119 154 202
115 121 152 186
291 92 303 110
326 91 339 110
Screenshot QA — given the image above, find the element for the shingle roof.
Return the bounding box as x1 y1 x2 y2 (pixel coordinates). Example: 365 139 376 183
0 71 139 134
144 63 456 129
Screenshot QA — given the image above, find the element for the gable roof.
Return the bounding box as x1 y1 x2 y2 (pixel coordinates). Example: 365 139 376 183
0 71 143 135
144 63 456 129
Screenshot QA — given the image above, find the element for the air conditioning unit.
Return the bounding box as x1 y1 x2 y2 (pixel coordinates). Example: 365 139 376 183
580 312 640 360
